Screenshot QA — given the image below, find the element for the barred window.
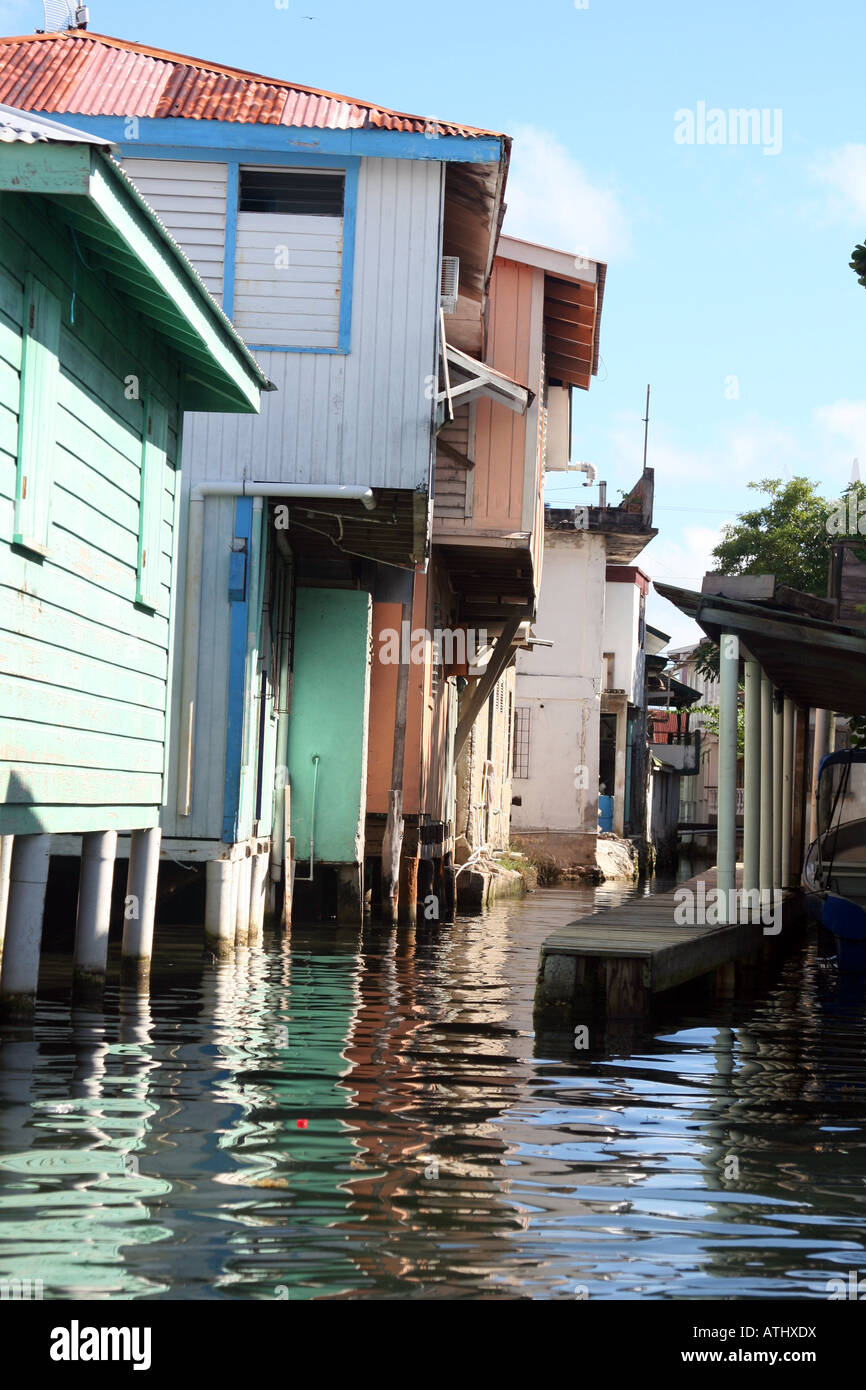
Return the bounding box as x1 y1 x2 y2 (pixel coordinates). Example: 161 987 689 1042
513 707 531 780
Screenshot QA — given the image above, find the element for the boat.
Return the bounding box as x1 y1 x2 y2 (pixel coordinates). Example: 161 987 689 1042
803 750 866 970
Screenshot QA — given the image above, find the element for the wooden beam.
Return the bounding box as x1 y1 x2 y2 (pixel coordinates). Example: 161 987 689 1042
454 616 523 757
437 438 474 470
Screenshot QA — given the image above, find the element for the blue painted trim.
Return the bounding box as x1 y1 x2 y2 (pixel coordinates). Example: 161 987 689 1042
245 345 344 354
114 146 361 169
222 159 240 319
223 496 253 843
339 160 358 353
69 115 503 163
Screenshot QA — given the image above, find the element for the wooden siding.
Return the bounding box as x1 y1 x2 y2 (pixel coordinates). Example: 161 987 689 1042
234 210 342 349
433 402 472 523
472 258 534 530
0 191 182 836
182 157 443 493
121 157 227 302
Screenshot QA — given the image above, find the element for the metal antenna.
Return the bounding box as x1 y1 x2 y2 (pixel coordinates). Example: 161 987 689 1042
642 384 651 472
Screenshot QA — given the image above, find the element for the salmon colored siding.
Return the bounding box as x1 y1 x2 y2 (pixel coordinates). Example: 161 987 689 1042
472 258 534 530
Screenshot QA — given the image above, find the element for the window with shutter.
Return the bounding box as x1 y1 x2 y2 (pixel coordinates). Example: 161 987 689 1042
234 167 346 350
13 275 61 555
136 397 168 610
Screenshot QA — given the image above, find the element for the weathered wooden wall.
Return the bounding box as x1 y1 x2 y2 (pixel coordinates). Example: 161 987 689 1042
0 192 181 835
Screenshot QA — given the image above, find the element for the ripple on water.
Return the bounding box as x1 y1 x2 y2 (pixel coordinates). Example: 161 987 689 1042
0 883 864 1299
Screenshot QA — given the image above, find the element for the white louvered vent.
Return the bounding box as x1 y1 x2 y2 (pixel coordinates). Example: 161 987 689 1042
440 256 460 315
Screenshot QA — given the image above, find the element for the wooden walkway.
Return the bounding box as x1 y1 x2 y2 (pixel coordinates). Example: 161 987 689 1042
534 866 800 1022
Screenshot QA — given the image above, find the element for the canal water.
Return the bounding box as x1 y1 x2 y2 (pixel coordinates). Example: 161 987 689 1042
1 877 865 1301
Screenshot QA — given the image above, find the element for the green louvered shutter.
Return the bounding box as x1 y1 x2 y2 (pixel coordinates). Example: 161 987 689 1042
136 397 168 610
14 275 61 554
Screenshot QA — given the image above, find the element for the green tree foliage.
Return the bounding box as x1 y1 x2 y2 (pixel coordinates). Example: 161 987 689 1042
691 702 745 756
710 477 831 596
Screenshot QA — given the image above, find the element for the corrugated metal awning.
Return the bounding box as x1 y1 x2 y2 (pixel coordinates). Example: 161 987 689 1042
655 581 866 715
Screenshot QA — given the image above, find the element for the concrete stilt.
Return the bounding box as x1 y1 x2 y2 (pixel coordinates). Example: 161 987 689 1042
249 851 269 944
0 834 51 1015
0 834 13 965
205 858 236 959
122 827 161 983
336 863 363 925
235 853 252 947
73 830 117 994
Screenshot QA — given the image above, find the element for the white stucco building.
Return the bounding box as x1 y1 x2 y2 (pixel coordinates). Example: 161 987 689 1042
511 483 656 869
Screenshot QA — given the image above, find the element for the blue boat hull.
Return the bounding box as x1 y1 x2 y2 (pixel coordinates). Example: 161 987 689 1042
821 894 866 972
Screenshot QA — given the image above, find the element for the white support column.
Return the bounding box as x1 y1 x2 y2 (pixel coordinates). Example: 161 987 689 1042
743 659 761 903
235 853 252 948
205 858 236 959
772 695 784 890
782 699 795 888
0 835 13 965
759 674 774 909
74 831 117 992
717 633 739 920
122 827 161 982
810 709 832 843
0 834 51 1014
249 851 269 945
613 703 627 838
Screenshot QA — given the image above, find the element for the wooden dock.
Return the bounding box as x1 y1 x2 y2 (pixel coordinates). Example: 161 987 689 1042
534 867 803 1023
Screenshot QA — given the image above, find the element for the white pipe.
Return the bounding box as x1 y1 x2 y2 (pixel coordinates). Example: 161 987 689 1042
192 481 376 507
176 481 376 822
74 830 117 989
743 659 761 898
177 494 204 817
717 633 738 918
243 498 264 810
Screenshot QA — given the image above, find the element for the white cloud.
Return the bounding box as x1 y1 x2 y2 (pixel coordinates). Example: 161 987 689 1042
815 399 866 484
813 143 866 220
502 125 629 262
643 527 723 649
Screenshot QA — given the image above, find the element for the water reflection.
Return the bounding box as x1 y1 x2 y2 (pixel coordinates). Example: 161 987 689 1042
0 881 864 1299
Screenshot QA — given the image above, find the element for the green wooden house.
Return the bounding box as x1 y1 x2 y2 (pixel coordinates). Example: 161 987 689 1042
0 105 269 1010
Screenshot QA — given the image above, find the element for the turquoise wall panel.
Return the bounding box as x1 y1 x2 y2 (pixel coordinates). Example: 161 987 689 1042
287 588 371 866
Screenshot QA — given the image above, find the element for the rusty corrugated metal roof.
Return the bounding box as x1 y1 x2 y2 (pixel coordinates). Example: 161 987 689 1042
0 31 504 138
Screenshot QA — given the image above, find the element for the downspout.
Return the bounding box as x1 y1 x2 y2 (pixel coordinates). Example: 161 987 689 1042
239 496 263 834
176 481 376 818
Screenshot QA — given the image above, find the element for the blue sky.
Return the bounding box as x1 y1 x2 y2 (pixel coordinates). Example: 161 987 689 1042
9 0 866 644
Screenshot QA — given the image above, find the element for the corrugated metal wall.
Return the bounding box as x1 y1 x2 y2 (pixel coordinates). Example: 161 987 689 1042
122 158 227 302
183 157 444 493
156 154 445 845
